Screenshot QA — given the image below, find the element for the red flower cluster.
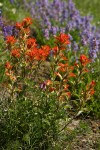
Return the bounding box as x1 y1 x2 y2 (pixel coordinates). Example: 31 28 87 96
6 36 16 45
27 38 37 49
90 80 96 87
22 17 32 27
15 17 32 29
86 80 96 96
4 17 96 103
58 63 68 72
5 61 12 70
89 80 96 95
80 54 90 66
68 72 76 78
15 22 22 30
38 45 50 60
5 61 16 81
55 33 70 45
11 49 20 58
26 45 50 61
26 48 38 60
52 46 59 55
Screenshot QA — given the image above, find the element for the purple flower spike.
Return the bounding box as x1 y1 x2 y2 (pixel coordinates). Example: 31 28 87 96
44 29 50 40
72 41 79 51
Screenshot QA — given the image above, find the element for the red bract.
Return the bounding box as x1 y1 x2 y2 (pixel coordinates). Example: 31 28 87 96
21 17 32 28
90 89 95 95
66 92 71 97
52 46 58 54
49 87 56 92
45 80 52 86
60 54 68 61
23 28 30 34
86 80 96 97
68 73 76 78
90 80 96 87
40 45 50 60
15 17 32 31
69 66 74 71
27 38 37 49
34 45 50 60
83 68 89 73
5 61 12 70
23 17 32 24
6 36 16 45
26 45 50 61
26 48 38 60
80 54 90 66
55 33 70 45
15 22 22 30
11 49 20 58
58 63 68 72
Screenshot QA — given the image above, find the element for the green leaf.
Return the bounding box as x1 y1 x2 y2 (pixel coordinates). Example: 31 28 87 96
22 133 30 145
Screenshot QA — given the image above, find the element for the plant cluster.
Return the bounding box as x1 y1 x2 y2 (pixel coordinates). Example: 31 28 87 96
0 17 97 149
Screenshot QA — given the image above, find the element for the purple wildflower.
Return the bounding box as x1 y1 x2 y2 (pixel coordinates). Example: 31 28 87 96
72 41 79 51
9 0 15 4
40 82 46 90
44 29 50 40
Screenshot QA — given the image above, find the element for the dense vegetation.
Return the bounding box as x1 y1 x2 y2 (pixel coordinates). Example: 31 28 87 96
0 0 100 149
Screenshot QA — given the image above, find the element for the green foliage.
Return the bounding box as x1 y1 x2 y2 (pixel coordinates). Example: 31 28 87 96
86 58 100 118
0 90 68 149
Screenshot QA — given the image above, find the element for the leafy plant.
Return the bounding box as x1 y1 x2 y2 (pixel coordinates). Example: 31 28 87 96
0 17 98 149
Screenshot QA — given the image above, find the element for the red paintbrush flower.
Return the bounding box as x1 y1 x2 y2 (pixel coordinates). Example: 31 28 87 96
80 54 90 66
21 17 32 28
6 36 16 45
55 33 70 45
5 61 12 69
11 49 20 58
27 38 37 49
